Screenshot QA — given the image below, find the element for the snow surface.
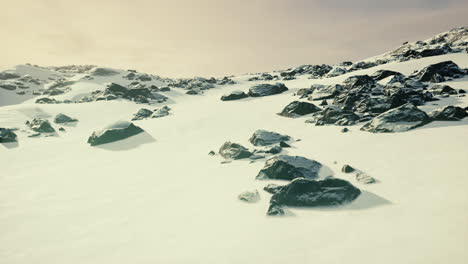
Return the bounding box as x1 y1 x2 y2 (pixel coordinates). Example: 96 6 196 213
1 53 468 264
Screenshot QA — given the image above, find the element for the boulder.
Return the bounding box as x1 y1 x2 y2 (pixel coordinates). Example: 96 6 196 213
342 164 355 173
429 105 467 121
278 101 321 118
54 113 78 124
87 121 144 146
264 184 284 194
429 85 457 95
414 61 465 83
249 129 290 146
269 178 361 207
266 203 285 216
371 70 404 81
132 108 153 121
219 141 252 160
309 84 344 100
248 83 288 97
306 106 360 126
27 118 55 133
90 67 120 76
0 84 16 90
220 90 248 101
151 106 170 118
361 103 431 133
342 75 376 90
256 155 323 181
105 83 128 95
0 72 20 80
0 128 17 143
238 190 261 203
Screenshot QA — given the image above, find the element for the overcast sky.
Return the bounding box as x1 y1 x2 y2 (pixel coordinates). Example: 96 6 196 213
1 0 467 77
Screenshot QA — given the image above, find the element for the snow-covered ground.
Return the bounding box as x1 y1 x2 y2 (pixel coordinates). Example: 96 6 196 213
1 51 468 263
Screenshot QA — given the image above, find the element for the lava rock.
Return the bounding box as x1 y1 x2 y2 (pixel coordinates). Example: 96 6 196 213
54 113 78 124
0 128 17 143
248 83 288 97
429 105 467 121
269 178 361 207
249 130 291 146
87 121 144 146
238 190 261 203
219 141 252 160
256 155 323 181
220 90 248 101
361 103 432 133
279 101 321 118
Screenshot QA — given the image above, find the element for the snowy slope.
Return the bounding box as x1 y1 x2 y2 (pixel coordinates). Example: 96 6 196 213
1 37 468 263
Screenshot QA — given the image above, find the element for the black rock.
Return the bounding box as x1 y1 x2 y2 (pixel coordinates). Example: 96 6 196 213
279 101 321 118
0 128 17 143
125 88 153 99
248 83 288 97
429 105 467 121
320 100 328 106
219 141 252 160
414 61 465 83
361 103 432 133
54 113 78 124
220 90 248 101
87 121 144 146
208 150 215 156
59 127 65 132
256 155 323 181
459 89 466 94
269 178 361 207
35 97 57 104
343 75 376 90
186 89 200 95
105 83 128 95
27 118 55 133
249 130 290 146
342 164 355 173
306 106 360 126
341 127 349 133
429 85 457 95
371 70 404 81
132 108 154 121
279 141 291 148
264 184 284 194
266 145 282 154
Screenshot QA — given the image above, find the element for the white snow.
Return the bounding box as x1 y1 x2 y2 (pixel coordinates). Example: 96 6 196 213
1 52 468 264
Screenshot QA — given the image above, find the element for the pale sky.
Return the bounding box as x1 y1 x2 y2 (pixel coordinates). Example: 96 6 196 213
1 0 467 77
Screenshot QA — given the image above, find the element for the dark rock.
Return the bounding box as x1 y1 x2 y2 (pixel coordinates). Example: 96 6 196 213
151 106 170 118
59 127 65 132
429 85 457 95
266 203 285 216
371 70 404 81
264 184 284 194
0 128 17 143
125 88 153 99
296 88 314 98
132 108 153 121
279 141 291 148
219 141 252 160
269 178 361 207
27 118 55 133
320 100 328 106
0 72 20 80
248 83 288 97
266 145 282 154
208 150 215 156
341 127 349 133
220 90 248 101
413 61 465 83
361 103 431 133
342 75 376 90
186 89 200 95
342 164 355 173
0 84 17 90
90 67 119 76
87 121 144 146
459 89 466 94
159 87 171 92
356 172 376 184
54 113 78 124
279 101 321 118
105 83 128 95
306 106 360 126
256 155 323 181
238 190 260 203
249 130 290 146
309 84 344 100
429 105 467 121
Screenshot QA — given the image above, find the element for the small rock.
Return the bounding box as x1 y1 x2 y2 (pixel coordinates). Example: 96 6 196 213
341 127 349 133
54 113 78 124
219 141 252 160
27 118 55 133
238 190 261 203
356 172 376 184
208 150 215 156
342 164 355 173
279 141 291 148
87 121 144 146
249 129 290 146
0 128 17 143
220 90 248 101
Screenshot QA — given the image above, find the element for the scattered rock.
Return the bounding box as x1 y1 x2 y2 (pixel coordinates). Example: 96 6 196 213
306 106 360 126
90 67 120 76
371 70 404 81
320 100 328 106
59 127 66 132
413 61 465 83
249 129 290 146
35 97 58 104
220 90 248 101
342 164 355 173
132 108 153 121
54 113 78 124
26 118 55 133
208 150 215 156
0 128 17 143
238 190 261 203
266 203 285 216
87 121 144 146
278 101 321 118
279 141 291 148
0 72 20 80
356 172 376 184
361 103 432 133
341 127 349 133
219 141 252 160
429 105 467 121
429 85 457 95
151 106 170 118
266 145 282 154
256 155 324 181
309 84 344 100
248 83 288 97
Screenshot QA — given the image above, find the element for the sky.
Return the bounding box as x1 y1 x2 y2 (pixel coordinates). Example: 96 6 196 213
1 0 467 78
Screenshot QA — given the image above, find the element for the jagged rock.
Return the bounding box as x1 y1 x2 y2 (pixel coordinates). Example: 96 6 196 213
266 203 285 216
59 127 65 132
297 87 314 98
266 145 282 154
414 61 466 83
220 90 248 101
105 83 128 95
356 172 376 184
325 67 347 78
361 103 431 133
429 85 457 95
371 70 404 81
342 164 355 173
219 141 252 160
279 141 291 148
87 121 144 146
238 190 261 203
320 100 328 106
279 101 321 118
151 106 170 118
306 106 360 126
249 130 290 146
0 128 17 143
248 83 288 97
54 113 78 124
256 155 323 181
186 89 200 95
342 75 376 90
269 178 361 207
264 184 284 194
27 118 55 133
309 84 344 100
126 88 153 99
429 106 467 121
132 108 153 121
349 61 377 71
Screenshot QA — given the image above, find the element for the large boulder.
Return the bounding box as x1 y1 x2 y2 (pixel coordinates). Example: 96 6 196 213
256 155 324 181
219 141 252 160
220 90 248 101
26 118 55 133
306 106 360 126
105 83 128 95
309 84 344 100
248 83 288 97
278 101 321 118
429 106 467 121
414 61 466 83
342 75 376 90
54 113 78 124
87 121 144 146
249 129 290 146
0 128 17 143
361 103 431 133
269 178 361 208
